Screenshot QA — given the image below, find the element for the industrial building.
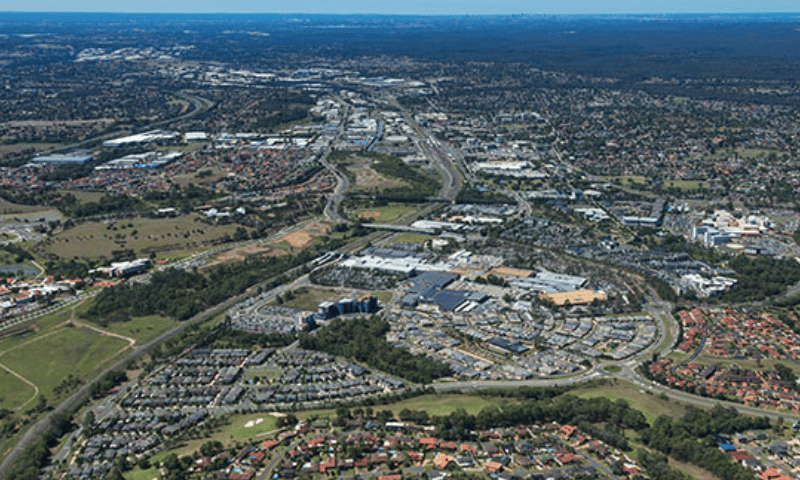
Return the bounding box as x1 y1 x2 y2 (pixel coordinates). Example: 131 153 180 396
103 130 181 147
32 150 94 165
97 151 183 170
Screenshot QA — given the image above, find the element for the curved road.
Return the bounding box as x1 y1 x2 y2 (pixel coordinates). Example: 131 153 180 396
35 91 214 155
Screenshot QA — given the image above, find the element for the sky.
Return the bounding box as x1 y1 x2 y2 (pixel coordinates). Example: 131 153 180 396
1 0 798 15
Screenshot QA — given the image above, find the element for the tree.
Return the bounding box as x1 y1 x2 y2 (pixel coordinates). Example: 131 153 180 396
162 453 180 471
104 468 126 480
276 413 298 428
82 411 95 430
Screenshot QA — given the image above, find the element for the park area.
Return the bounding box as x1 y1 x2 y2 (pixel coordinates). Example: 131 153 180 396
38 214 250 260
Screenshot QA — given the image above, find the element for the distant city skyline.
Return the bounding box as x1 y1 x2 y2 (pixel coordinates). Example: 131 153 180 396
2 0 799 15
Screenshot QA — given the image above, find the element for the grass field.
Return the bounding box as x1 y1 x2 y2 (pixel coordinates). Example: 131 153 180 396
384 394 501 416
276 287 341 311
669 457 722 480
124 466 160 480
0 307 73 354
221 414 280 440
86 315 178 345
297 394 502 422
353 203 421 224
0 368 36 410
664 179 707 190
42 214 248 260
57 189 106 204
572 380 687 425
667 352 689 362
0 325 127 402
373 291 393 305
600 175 649 186
332 152 410 193
650 315 674 356
390 233 432 244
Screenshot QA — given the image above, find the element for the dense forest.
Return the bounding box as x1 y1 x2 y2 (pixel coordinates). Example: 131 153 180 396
85 251 314 322
722 255 800 302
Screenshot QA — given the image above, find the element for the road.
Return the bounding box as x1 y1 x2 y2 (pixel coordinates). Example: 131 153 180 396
433 296 800 424
7 91 800 476
0 290 99 335
258 437 301 480
388 94 463 202
318 98 350 223
0 219 331 477
34 91 214 155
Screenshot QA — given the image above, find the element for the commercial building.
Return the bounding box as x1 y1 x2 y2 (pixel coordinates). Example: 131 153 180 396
510 271 587 293
32 150 94 165
90 258 151 278
97 151 183 170
316 296 380 320
103 130 180 148
540 289 607 306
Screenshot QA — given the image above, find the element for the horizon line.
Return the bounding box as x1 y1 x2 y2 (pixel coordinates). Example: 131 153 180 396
3 11 800 16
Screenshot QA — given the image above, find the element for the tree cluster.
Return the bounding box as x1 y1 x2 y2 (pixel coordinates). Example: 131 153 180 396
85 251 312 322
298 316 452 384
640 405 770 480
89 370 128 399
723 255 800 302
5 411 74 480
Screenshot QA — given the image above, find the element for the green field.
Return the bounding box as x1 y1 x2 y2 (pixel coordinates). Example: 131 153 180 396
390 233 432 244
277 287 340 311
600 175 649 186
352 203 421 224
0 306 74 354
136 414 283 462
0 368 36 410
572 380 687 424
643 312 673 357
41 214 248 260
0 325 127 402
664 179 706 190
667 352 689 362
123 466 160 480
57 190 106 204
384 394 501 416
297 394 503 422
87 315 178 345
221 414 280 440
372 291 393 305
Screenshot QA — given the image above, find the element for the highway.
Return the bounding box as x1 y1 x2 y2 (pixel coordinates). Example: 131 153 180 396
387 94 463 202
8 91 800 479
319 98 350 224
34 91 215 155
